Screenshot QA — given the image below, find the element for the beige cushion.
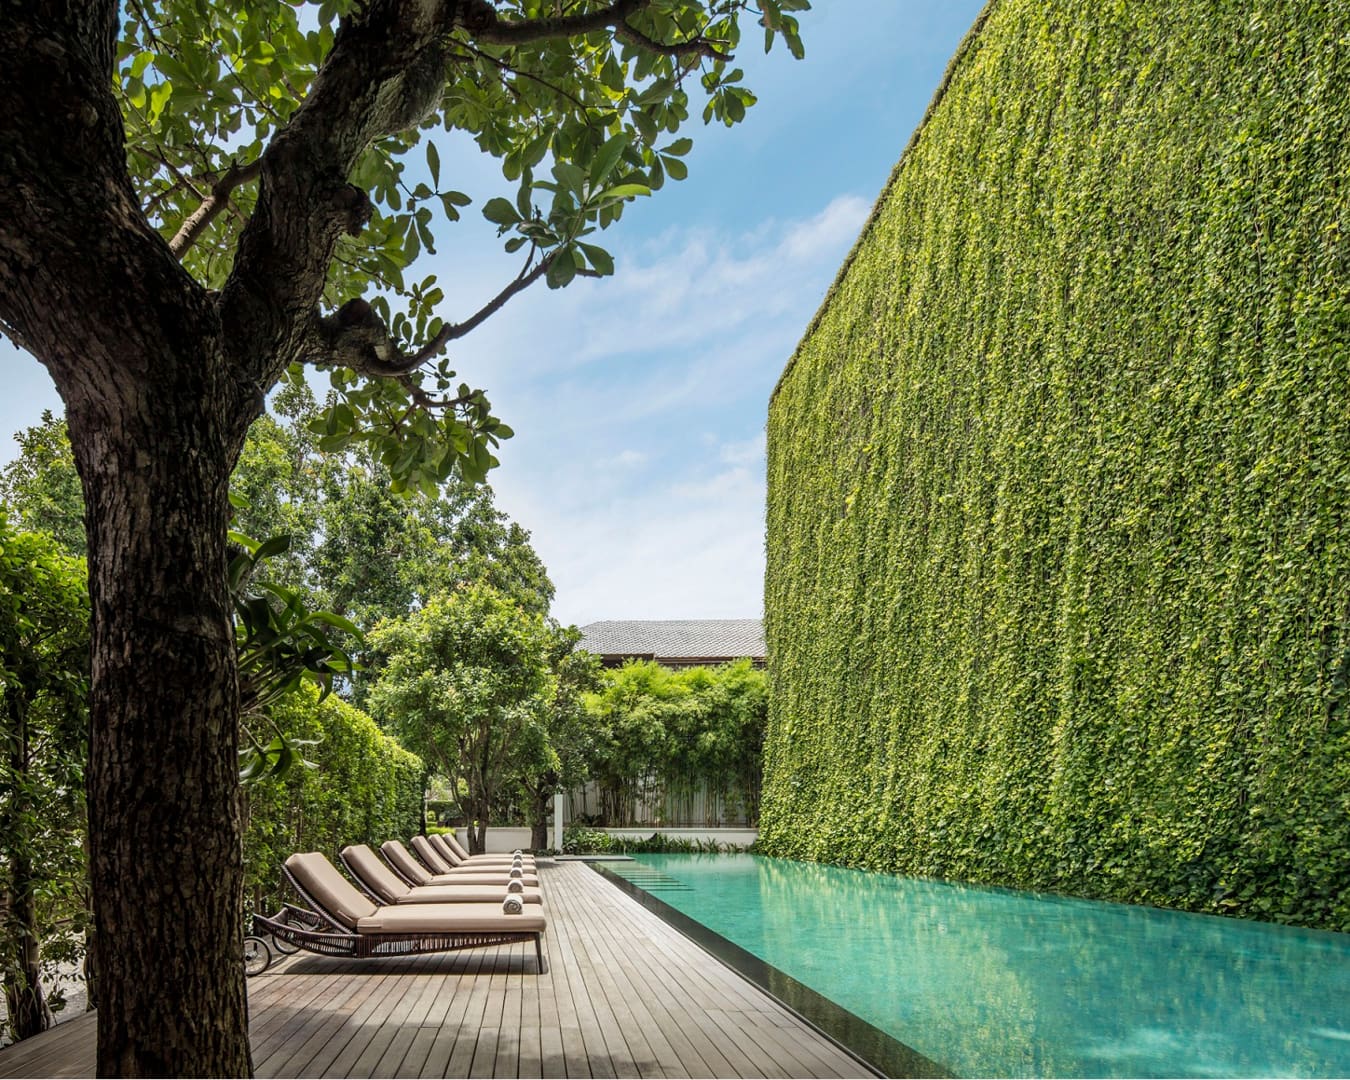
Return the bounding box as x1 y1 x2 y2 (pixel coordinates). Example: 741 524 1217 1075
401 884 543 904
410 835 454 874
285 852 378 929
340 844 412 905
357 902 546 934
423 871 540 887
381 840 433 886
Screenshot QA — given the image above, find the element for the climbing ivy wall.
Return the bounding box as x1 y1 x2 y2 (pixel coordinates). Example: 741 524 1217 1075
761 0 1350 929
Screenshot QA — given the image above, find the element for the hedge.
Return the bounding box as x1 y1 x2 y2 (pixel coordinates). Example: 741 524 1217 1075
761 0 1350 930
243 685 424 912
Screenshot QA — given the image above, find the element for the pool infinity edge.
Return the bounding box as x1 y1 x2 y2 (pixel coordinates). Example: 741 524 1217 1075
590 861 954 1080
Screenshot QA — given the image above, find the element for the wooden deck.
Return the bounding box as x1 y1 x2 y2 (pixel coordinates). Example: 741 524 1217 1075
0 861 874 1078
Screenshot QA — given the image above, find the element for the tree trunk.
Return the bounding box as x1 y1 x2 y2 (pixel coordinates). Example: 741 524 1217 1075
3 864 55 1042
470 805 489 854
71 385 252 1077
528 776 556 851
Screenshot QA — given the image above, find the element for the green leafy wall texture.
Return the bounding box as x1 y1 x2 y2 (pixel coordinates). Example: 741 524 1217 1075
762 0 1350 930
243 684 424 912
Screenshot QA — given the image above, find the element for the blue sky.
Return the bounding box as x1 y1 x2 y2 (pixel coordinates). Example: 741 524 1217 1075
0 0 985 627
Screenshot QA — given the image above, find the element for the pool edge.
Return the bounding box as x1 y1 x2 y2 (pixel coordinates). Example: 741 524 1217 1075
590 862 954 1080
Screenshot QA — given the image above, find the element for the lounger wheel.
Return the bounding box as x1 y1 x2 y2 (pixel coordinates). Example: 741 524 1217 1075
270 933 300 955
243 935 272 977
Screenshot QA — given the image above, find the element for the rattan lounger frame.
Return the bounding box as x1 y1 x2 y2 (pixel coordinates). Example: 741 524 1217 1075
253 863 544 970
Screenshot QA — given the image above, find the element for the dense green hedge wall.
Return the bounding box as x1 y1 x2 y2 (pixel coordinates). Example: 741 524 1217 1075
762 0 1350 929
243 685 424 912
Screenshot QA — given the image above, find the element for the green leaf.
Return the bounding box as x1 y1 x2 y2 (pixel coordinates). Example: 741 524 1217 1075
482 197 521 226
546 252 577 289
426 141 440 187
553 161 587 198
589 134 629 186
598 183 652 202
578 242 615 276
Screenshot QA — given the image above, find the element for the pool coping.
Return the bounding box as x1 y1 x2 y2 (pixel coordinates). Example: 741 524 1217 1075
590 861 954 1080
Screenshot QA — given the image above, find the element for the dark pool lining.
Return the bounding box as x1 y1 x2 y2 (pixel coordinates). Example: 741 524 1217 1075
591 862 954 1080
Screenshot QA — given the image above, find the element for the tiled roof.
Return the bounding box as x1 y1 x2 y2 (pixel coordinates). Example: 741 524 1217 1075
578 619 765 661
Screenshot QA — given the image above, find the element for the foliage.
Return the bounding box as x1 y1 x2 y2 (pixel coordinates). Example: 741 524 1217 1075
0 400 553 698
108 0 809 494
242 683 424 913
761 0 1350 930
0 413 85 558
560 824 745 854
581 659 766 826
517 624 603 845
367 583 553 850
0 515 90 1040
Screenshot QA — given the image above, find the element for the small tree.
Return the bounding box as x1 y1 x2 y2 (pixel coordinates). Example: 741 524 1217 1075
0 515 90 1042
368 584 551 852
582 658 766 825
519 625 602 849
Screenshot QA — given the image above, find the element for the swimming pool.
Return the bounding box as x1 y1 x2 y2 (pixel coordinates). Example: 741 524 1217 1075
599 853 1350 1078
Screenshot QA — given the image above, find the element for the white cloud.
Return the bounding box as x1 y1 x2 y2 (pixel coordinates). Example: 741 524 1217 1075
719 432 767 467
477 195 868 624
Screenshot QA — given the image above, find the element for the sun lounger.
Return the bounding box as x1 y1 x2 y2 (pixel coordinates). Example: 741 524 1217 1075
441 831 535 865
253 852 546 971
410 833 458 874
341 843 544 905
428 832 534 869
382 840 543 896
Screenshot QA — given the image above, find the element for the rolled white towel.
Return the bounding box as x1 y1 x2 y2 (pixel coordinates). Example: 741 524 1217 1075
513 849 523 856
509 866 523 879
507 878 524 893
502 894 524 915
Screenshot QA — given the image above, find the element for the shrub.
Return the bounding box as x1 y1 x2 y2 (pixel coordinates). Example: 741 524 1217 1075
243 684 424 913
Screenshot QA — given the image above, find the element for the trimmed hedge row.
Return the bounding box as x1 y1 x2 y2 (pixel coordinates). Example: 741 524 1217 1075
243 685 424 912
762 0 1350 929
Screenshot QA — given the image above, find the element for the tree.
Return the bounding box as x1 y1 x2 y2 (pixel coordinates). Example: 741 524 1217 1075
0 515 90 1043
0 413 86 557
519 624 602 849
367 584 551 852
0 0 804 1069
581 658 766 825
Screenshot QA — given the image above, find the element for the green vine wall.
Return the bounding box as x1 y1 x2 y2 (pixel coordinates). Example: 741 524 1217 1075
761 0 1350 929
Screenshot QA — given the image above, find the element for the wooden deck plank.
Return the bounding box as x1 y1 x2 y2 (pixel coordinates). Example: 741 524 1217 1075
0 861 880 1080
415 952 486 1079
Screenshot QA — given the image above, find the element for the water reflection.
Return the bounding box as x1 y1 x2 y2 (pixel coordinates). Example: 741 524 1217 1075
617 854 1350 1078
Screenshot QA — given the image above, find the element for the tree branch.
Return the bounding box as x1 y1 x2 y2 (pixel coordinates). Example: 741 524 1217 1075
303 251 558 377
413 252 557 362
219 0 462 403
168 159 261 259
462 0 732 61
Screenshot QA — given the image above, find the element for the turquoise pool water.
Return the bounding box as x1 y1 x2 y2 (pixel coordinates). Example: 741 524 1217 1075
605 854 1350 1078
